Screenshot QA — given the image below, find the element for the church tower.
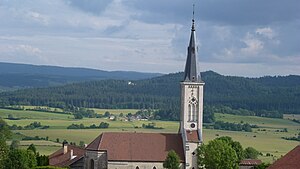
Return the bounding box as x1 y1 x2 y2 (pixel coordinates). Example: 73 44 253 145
180 9 204 169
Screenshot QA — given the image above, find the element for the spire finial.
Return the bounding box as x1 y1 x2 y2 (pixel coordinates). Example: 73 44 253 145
192 4 195 31
192 4 195 22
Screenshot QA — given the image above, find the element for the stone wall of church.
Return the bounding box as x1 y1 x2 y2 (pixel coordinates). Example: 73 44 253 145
84 150 107 169
108 161 185 169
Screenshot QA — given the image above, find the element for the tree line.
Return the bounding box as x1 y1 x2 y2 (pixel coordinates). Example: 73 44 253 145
0 71 299 121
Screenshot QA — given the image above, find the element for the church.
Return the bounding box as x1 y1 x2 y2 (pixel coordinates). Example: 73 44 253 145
49 17 204 169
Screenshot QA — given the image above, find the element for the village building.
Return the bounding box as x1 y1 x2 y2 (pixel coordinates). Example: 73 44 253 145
267 145 300 169
49 16 204 169
239 159 262 169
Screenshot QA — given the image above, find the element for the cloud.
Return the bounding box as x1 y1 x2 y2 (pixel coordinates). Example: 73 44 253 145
241 33 264 55
256 27 276 39
18 45 42 55
66 0 112 15
126 0 300 26
0 0 299 77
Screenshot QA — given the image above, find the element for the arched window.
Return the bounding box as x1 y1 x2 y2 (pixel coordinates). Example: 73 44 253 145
192 104 198 121
188 104 192 121
153 167 157 169
90 159 94 169
136 166 139 169
192 104 197 121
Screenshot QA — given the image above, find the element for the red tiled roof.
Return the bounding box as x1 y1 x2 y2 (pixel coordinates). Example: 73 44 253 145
268 145 300 169
86 132 185 162
186 130 200 142
49 145 85 167
240 159 262 166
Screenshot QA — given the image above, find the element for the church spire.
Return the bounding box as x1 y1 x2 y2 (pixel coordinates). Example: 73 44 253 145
183 4 201 82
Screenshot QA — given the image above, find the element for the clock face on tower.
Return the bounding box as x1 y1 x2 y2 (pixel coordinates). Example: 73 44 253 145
190 123 196 128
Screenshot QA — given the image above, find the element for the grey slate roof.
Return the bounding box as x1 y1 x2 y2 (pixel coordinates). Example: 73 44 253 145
184 20 201 82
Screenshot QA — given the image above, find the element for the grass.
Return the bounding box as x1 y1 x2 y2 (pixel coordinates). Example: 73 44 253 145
1 108 299 163
0 108 72 120
6 140 61 155
92 108 139 115
283 114 300 121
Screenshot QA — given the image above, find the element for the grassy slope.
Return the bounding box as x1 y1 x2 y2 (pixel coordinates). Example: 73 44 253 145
0 108 72 120
1 109 299 163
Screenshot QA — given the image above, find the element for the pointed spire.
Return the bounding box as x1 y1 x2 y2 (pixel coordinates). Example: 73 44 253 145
183 4 201 82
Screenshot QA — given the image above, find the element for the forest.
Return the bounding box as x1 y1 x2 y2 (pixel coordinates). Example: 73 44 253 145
0 71 299 121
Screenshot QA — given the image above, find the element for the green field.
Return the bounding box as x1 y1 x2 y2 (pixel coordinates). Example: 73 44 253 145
1 108 299 163
0 108 73 120
7 140 62 155
92 108 139 115
283 114 300 121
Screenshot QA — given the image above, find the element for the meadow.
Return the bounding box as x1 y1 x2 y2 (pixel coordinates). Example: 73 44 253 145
1 108 299 163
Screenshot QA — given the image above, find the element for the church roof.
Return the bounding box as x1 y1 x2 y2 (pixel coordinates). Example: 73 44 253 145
186 130 200 143
86 132 185 162
268 145 300 169
183 19 201 82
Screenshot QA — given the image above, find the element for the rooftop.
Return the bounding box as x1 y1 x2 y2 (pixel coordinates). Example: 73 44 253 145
86 132 185 162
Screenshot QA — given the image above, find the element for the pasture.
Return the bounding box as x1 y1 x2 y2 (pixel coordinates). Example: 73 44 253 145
1 108 299 163
92 108 139 115
283 114 300 121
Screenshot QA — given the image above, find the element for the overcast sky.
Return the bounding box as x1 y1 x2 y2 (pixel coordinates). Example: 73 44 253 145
0 0 299 77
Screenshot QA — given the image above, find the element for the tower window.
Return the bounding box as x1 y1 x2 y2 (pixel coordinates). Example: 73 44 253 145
136 167 139 169
192 104 197 121
153 167 157 169
188 104 192 121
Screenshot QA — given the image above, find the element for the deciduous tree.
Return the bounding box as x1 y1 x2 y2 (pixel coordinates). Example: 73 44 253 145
163 150 180 169
244 147 259 159
197 139 239 169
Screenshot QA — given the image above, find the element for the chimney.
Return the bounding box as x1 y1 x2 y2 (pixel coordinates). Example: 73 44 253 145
63 144 68 154
70 149 73 159
62 140 68 154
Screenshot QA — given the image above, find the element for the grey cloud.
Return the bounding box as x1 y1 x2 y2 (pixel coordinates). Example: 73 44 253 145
66 0 112 15
126 0 300 26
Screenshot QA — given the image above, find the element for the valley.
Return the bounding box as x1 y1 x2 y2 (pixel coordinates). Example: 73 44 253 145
1 107 299 164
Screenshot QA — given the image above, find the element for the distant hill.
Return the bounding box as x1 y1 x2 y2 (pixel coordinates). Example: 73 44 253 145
0 62 162 91
1 71 300 119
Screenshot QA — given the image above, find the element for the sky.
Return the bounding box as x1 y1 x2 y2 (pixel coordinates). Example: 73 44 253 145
0 0 299 77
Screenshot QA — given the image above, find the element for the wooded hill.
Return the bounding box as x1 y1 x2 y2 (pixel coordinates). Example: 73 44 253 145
0 71 299 120
0 62 161 91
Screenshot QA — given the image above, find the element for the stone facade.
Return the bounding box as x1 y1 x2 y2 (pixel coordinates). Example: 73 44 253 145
108 161 184 169
84 150 107 169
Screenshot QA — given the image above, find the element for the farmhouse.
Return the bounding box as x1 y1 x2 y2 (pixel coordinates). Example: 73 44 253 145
49 18 204 169
267 145 300 169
